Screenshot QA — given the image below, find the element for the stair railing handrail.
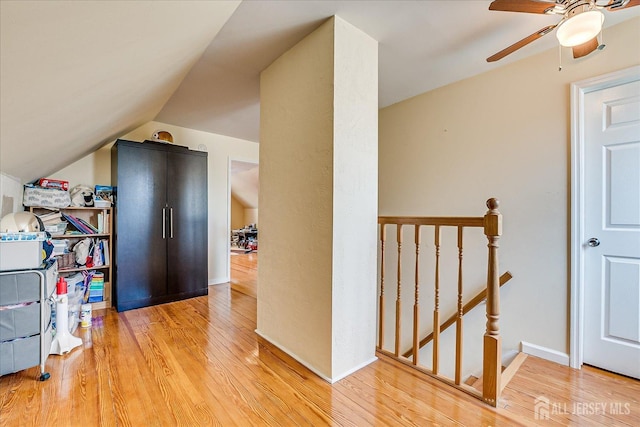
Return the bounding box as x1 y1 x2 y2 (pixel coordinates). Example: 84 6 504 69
402 271 512 358
377 198 503 407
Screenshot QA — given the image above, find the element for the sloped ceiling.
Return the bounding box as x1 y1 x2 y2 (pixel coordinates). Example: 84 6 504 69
231 160 259 209
156 0 640 142
1 1 639 184
0 0 240 183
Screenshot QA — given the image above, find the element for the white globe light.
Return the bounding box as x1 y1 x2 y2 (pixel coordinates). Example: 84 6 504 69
556 10 605 47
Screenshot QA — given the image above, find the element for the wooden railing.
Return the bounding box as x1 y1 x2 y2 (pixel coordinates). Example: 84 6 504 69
402 271 512 359
377 198 504 406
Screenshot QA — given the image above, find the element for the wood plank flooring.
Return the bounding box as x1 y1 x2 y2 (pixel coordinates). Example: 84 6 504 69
1 253 638 426
230 252 257 299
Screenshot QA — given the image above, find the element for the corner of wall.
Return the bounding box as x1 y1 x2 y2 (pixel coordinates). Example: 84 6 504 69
0 172 23 216
521 341 570 366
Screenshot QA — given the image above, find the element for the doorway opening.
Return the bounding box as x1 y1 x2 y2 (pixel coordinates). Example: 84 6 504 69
229 159 259 298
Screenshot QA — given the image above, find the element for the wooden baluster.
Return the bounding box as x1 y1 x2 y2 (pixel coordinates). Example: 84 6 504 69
395 224 402 357
455 226 464 385
412 225 421 365
379 224 386 350
483 198 502 407
433 225 441 375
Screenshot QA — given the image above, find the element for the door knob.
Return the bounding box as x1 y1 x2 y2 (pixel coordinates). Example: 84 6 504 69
587 238 600 247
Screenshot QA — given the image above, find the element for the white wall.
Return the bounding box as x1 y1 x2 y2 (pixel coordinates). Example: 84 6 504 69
378 17 640 371
0 172 23 217
47 121 258 285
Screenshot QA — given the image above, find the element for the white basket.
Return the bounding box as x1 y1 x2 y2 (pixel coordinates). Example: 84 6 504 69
94 199 111 208
45 222 68 236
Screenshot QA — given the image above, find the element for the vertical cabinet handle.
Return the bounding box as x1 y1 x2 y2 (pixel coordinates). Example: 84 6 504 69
170 208 174 239
162 208 166 239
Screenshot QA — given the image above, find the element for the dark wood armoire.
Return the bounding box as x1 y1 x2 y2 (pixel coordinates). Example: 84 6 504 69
111 139 208 312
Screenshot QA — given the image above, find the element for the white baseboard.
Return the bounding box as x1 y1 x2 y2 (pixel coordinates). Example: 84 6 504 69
208 276 229 286
255 330 377 384
331 356 378 383
255 330 333 383
521 341 570 366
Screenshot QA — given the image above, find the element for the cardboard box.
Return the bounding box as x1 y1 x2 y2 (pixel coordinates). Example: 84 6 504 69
38 178 69 191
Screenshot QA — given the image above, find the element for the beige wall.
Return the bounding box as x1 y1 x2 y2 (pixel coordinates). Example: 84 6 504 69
259 17 336 378
230 194 245 230
48 120 258 285
330 17 379 379
258 16 378 381
378 17 640 370
244 208 258 227
49 145 112 190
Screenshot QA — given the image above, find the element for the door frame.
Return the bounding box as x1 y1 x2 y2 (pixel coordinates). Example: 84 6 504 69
569 65 640 369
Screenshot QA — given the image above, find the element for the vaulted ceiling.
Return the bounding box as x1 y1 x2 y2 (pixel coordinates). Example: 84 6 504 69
231 160 259 209
2 1 638 183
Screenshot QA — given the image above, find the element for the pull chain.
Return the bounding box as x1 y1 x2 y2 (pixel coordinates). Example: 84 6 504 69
558 44 563 72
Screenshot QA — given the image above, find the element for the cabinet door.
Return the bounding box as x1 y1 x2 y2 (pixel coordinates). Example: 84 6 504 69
166 150 208 295
114 144 168 310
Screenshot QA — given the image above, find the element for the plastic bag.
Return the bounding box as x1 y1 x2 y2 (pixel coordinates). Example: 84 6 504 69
73 238 91 266
92 239 103 267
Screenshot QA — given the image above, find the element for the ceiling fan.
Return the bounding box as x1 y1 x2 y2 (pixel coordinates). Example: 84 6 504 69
486 0 640 62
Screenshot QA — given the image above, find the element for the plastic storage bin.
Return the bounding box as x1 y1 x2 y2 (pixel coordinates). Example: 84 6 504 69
45 222 68 236
0 232 45 271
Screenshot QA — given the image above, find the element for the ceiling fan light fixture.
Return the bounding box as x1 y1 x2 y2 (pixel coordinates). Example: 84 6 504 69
556 10 605 47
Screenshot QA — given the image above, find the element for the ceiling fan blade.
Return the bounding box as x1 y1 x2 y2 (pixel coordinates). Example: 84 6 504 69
572 37 599 58
487 25 556 62
489 0 556 14
604 0 640 10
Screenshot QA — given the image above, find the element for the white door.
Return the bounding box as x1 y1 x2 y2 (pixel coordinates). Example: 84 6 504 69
583 77 640 379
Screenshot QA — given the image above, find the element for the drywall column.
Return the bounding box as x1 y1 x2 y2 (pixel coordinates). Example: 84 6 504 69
257 16 378 381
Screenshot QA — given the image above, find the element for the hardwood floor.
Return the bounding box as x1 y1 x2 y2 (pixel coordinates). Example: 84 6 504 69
230 252 258 298
1 253 638 426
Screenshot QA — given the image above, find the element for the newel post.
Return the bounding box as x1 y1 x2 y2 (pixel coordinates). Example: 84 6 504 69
482 198 502 407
